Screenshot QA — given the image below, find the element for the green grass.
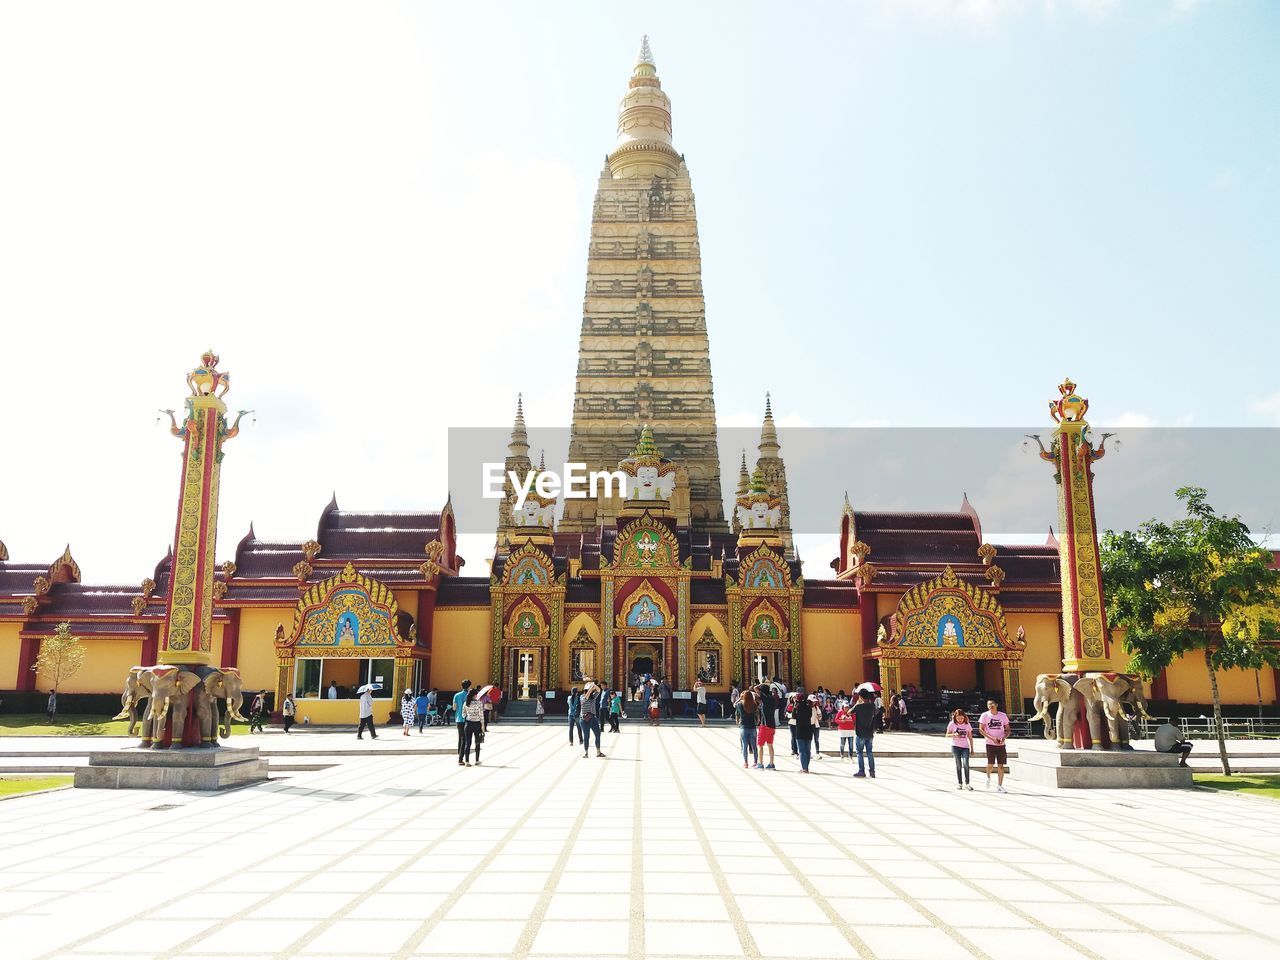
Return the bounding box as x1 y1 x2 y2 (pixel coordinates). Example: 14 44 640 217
1195 773 1280 799
0 776 73 796
0 714 250 737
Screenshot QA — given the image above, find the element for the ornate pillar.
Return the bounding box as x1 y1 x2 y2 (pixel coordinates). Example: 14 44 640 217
1036 379 1114 673
159 353 246 666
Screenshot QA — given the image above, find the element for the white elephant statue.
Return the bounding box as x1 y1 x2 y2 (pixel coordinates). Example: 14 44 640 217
1074 673 1152 750
1030 674 1084 748
111 666 152 736
139 667 203 748
204 667 249 738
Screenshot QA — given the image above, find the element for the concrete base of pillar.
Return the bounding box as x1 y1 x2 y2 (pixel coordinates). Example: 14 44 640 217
1017 740 1193 789
74 746 268 790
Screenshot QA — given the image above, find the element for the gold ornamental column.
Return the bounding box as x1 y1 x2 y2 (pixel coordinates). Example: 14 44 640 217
159 352 245 665
1035 379 1115 673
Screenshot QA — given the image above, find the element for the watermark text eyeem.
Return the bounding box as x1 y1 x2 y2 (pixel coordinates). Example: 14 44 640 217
483 463 626 509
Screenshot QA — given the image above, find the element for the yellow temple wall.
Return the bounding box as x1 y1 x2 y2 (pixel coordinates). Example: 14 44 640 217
0 622 21 688
1164 655 1274 706
1013 613 1065 698
431 607 491 689
799 609 859 690
236 607 289 692
45 639 141 693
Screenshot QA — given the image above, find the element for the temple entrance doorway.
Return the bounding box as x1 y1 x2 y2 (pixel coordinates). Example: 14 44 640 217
508 647 543 701
746 649 786 687
626 639 664 699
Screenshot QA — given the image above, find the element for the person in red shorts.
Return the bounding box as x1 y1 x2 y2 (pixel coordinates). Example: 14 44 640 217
755 682 778 770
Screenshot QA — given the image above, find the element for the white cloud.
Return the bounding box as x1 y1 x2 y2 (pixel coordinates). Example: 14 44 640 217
1101 411 1158 428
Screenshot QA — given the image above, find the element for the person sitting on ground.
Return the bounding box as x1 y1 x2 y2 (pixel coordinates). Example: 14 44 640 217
1154 722 1193 767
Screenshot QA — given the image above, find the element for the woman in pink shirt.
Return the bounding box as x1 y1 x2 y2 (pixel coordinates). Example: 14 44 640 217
946 708 974 790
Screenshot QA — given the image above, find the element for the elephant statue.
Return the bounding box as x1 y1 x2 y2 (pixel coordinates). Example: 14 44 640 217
139 667 203 748
204 667 249 738
1074 673 1152 749
111 666 153 736
1030 674 1084 747
191 672 226 746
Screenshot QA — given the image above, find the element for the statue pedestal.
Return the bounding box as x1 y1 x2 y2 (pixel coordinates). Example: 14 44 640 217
1016 741 1192 789
74 746 268 791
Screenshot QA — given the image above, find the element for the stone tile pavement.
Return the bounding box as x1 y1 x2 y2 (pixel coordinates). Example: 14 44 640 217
1 724 1278 960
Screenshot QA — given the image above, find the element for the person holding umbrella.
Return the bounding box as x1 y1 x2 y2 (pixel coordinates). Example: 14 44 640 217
357 683 378 740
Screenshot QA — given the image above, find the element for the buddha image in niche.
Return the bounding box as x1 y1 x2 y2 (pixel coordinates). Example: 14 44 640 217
336 614 358 644
941 617 961 646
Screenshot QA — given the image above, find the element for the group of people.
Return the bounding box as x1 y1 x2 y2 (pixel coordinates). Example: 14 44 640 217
732 682 882 776
730 681 1016 791
566 684 621 757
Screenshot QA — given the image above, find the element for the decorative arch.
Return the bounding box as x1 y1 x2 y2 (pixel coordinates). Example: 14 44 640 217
886 566 1010 653
285 562 404 652
740 545 791 590
506 596 549 639
612 518 680 569
505 544 554 587
745 598 787 642
690 615 727 685
615 579 674 629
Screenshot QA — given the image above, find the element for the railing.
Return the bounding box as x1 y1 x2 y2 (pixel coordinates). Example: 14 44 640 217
1177 717 1280 739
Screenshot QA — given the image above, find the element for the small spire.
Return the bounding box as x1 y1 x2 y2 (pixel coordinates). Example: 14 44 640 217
538 449 546 471
638 34 654 65
508 394 529 456
735 450 750 498
758 393 779 456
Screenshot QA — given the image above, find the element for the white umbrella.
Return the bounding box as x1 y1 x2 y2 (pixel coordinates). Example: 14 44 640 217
857 681 882 694
356 682 382 694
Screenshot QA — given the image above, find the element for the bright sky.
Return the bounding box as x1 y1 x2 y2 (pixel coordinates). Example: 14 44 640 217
1 1 1276 584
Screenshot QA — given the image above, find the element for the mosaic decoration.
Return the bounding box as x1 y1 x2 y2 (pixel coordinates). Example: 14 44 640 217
615 579 674 630
746 599 785 641
289 564 400 649
886 566 1009 656
505 545 552 586
506 597 549 639
613 517 679 568
740 546 790 590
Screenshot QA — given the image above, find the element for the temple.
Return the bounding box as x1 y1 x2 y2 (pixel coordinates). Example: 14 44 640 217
1 39 1274 723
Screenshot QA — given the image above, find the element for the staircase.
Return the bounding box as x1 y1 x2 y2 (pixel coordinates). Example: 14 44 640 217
501 700 538 720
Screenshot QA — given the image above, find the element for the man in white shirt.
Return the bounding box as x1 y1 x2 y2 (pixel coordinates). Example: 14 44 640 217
327 681 338 700
357 687 377 740
695 680 708 727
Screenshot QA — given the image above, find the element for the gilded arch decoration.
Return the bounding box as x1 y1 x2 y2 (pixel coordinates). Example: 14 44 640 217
615 579 675 630
884 566 1014 657
506 596 550 641
740 545 791 590
283 562 405 653
505 544 554 587
612 517 680 569
745 599 787 643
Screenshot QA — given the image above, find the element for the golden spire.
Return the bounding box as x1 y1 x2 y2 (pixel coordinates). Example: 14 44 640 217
736 450 750 498
609 35 680 178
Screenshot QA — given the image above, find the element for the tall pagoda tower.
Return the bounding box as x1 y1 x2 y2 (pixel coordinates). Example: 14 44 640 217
560 37 727 534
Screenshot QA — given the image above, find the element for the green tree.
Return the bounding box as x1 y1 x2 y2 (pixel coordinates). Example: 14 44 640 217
31 621 86 721
1100 487 1280 775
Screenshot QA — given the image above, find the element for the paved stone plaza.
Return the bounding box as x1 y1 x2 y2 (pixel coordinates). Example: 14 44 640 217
2 725 1279 960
